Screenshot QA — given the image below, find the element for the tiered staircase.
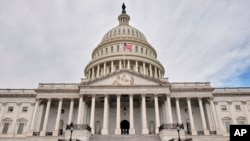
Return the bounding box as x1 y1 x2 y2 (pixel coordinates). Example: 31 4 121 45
90 134 161 141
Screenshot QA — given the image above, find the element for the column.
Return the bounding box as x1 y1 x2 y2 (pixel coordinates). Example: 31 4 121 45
129 94 135 134
29 99 39 135
167 96 173 124
149 64 153 77
40 98 51 136
158 70 161 78
154 94 160 134
104 62 106 75
175 98 182 124
242 101 250 124
127 60 130 69
68 98 74 124
187 98 197 135
119 60 122 69
81 99 86 124
90 95 96 134
209 99 222 134
91 67 95 79
135 61 138 72
143 62 146 75
53 98 63 136
228 102 236 124
141 94 149 134
154 67 157 78
115 94 121 134
88 70 91 79
101 95 109 134
111 61 114 72
198 98 209 135
97 65 100 77
77 96 83 124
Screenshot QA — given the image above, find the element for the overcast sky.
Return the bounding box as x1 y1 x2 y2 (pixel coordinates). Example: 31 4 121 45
0 0 249 88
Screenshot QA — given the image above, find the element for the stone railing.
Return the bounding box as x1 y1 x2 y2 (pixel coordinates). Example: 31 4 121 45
159 123 184 131
66 124 91 132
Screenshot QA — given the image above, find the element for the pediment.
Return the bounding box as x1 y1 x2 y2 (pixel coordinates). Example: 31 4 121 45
81 70 169 86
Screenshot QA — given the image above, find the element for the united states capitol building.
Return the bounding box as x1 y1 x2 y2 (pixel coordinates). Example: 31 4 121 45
0 4 249 141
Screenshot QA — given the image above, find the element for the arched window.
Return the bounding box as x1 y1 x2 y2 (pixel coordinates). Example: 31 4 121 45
17 118 27 134
237 117 246 125
1 118 13 134
222 117 231 133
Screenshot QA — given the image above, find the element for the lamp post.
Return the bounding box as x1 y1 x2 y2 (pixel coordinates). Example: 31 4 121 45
177 124 181 141
66 122 74 141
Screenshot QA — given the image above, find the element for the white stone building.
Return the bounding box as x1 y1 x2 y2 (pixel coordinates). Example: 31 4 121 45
0 4 249 141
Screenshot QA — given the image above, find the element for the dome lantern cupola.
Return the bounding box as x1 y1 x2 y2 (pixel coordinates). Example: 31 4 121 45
118 3 130 25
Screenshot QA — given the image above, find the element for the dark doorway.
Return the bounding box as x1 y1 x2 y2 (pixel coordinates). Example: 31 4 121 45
120 120 130 135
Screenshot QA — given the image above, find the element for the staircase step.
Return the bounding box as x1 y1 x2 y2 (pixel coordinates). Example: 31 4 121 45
90 134 161 141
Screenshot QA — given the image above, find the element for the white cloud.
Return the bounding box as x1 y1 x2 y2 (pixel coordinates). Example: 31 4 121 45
0 0 249 88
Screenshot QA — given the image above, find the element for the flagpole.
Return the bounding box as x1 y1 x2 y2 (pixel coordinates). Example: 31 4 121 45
123 43 125 69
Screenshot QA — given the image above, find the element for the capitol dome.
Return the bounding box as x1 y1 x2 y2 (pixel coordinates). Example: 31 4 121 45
84 4 165 80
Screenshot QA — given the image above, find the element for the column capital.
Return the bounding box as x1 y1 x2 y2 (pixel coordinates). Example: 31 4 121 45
1 102 7 106
242 101 247 105
117 93 121 97
228 101 232 105
153 93 158 97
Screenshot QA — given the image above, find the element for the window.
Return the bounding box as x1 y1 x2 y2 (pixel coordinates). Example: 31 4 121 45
22 107 28 112
146 50 148 55
8 106 13 112
117 45 119 52
135 46 138 52
221 105 227 111
235 105 241 111
17 123 24 134
111 46 113 53
2 123 9 134
237 117 246 125
224 121 230 133
106 48 108 54
141 48 143 54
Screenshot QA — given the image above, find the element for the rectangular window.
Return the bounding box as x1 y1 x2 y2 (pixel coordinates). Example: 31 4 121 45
117 45 119 52
2 123 9 134
224 121 230 133
8 106 13 112
106 48 108 54
235 105 241 111
111 46 113 53
17 123 24 134
141 48 143 54
135 46 138 52
221 105 227 111
22 107 28 112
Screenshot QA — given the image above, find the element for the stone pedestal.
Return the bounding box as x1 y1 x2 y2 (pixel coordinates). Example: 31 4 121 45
101 128 109 135
204 129 210 135
159 129 185 141
142 128 149 134
39 131 46 136
191 129 197 135
129 128 135 134
65 130 91 141
115 129 121 135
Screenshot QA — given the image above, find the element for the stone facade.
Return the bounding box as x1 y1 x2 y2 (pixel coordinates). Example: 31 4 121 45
0 4 249 141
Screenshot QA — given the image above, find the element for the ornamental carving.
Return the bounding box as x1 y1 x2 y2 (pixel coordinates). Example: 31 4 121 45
112 74 134 86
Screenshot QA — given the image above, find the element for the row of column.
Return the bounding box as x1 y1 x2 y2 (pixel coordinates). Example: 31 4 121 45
87 60 162 79
30 97 86 136
29 95 215 136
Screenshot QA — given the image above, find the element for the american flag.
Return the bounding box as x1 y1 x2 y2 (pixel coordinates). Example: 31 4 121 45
123 43 132 51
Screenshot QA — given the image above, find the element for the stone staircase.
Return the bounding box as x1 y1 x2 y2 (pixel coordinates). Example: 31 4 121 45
90 134 161 141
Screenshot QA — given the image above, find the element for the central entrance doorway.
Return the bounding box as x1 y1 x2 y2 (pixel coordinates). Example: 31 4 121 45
120 120 130 135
